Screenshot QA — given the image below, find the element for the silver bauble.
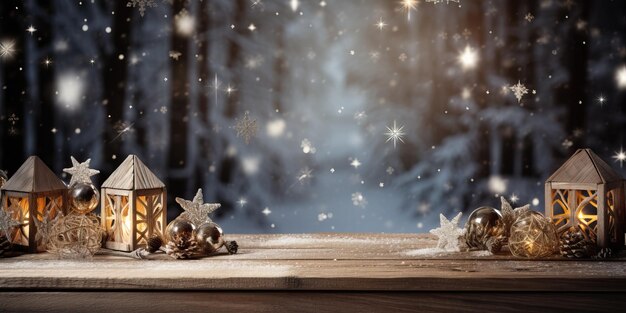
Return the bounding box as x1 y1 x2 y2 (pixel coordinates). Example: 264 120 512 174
464 206 506 253
69 183 100 215
165 218 196 249
195 221 225 254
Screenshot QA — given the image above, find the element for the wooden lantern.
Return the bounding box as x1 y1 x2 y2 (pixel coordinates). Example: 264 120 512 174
0 156 67 252
101 155 166 251
545 149 625 247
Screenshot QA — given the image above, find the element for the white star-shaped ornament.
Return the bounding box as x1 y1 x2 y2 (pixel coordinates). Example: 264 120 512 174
63 156 100 186
176 188 221 226
0 209 22 237
429 212 465 251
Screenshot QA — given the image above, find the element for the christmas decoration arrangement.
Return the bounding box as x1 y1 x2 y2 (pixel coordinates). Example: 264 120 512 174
0 155 238 260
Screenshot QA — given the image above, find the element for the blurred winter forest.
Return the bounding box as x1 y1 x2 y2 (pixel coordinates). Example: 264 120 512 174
1 0 626 233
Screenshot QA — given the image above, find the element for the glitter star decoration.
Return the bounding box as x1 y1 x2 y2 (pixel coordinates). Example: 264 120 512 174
509 80 529 103
127 0 157 17
234 111 258 144
63 156 100 186
176 188 221 226
385 120 406 148
0 208 21 238
429 212 465 251
500 196 530 235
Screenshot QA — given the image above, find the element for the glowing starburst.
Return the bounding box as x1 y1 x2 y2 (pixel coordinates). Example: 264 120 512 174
458 45 478 70
237 198 247 207
384 120 406 148
401 0 418 21
262 207 272 216
112 121 135 142
425 0 460 4
509 80 529 103
616 66 626 89
234 111 258 144
510 193 519 204
597 94 606 106
613 148 626 168
297 167 313 183
375 17 387 30
350 158 362 169
26 25 37 35
0 40 16 60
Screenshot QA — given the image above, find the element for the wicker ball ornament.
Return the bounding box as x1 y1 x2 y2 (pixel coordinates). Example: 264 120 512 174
508 211 559 258
69 182 100 215
464 206 506 253
47 214 103 259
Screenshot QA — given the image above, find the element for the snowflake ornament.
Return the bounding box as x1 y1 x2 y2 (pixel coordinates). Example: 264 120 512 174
234 111 258 144
63 156 100 186
127 0 157 17
0 209 21 238
176 189 221 226
429 212 465 251
509 80 529 103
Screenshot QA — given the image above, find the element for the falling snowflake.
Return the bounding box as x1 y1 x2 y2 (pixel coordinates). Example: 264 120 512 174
234 111 258 144
429 212 465 251
127 0 157 17
351 192 367 208
169 51 182 60
301 139 316 154
386 166 394 175
159 106 168 114
261 207 272 216
398 53 408 62
384 120 406 148
8 113 19 125
237 198 247 208
613 148 626 168
562 139 573 149
509 80 529 103
318 212 333 222
525 13 534 22
350 158 362 169
297 167 313 184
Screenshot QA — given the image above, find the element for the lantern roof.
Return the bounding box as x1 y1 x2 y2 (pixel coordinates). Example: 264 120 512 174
547 149 623 184
102 155 165 190
2 156 67 192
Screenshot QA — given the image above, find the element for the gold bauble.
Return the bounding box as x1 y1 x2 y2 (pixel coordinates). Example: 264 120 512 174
195 222 224 254
464 206 506 252
165 218 196 249
69 183 100 215
508 211 559 258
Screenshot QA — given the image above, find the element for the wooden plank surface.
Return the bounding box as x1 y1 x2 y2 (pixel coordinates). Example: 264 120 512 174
1 233 625 292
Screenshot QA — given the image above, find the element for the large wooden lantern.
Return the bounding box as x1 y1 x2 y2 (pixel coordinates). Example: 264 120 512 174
0 156 67 252
101 155 166 251
545 149 625 247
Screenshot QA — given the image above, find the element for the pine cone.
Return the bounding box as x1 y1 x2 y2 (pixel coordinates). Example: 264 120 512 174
559 227 596 259
166 239 198 259
486 236 507 254
0 235 11 257
593 248 614 259
225 240 238 255
146 235 163 253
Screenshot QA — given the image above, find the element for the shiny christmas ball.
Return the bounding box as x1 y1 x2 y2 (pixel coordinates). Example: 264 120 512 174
165 218 196 249
508 211 559 258
195 222 224 254
464 206 506 252
69 183 100 215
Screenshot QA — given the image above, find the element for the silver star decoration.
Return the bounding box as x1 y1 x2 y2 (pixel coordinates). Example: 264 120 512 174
0 209 21 238
509 80 529 103
0 169 7 188
429 212 465 251
176 189 221 226
500 196 530 235
34 211 63 246
234 111 258 144
63 156 100 186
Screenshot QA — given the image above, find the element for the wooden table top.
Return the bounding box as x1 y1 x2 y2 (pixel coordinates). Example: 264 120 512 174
1 233 625 292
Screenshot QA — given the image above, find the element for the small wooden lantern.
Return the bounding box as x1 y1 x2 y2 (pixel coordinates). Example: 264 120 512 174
101 155 166 251
0 156 67 252
545 149 625 247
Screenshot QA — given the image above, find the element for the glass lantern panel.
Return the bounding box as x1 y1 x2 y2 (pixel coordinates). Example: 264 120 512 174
551 189 570 231
606 189 618 243
134 193 164 245
104 193 132 243
575 190 598 236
